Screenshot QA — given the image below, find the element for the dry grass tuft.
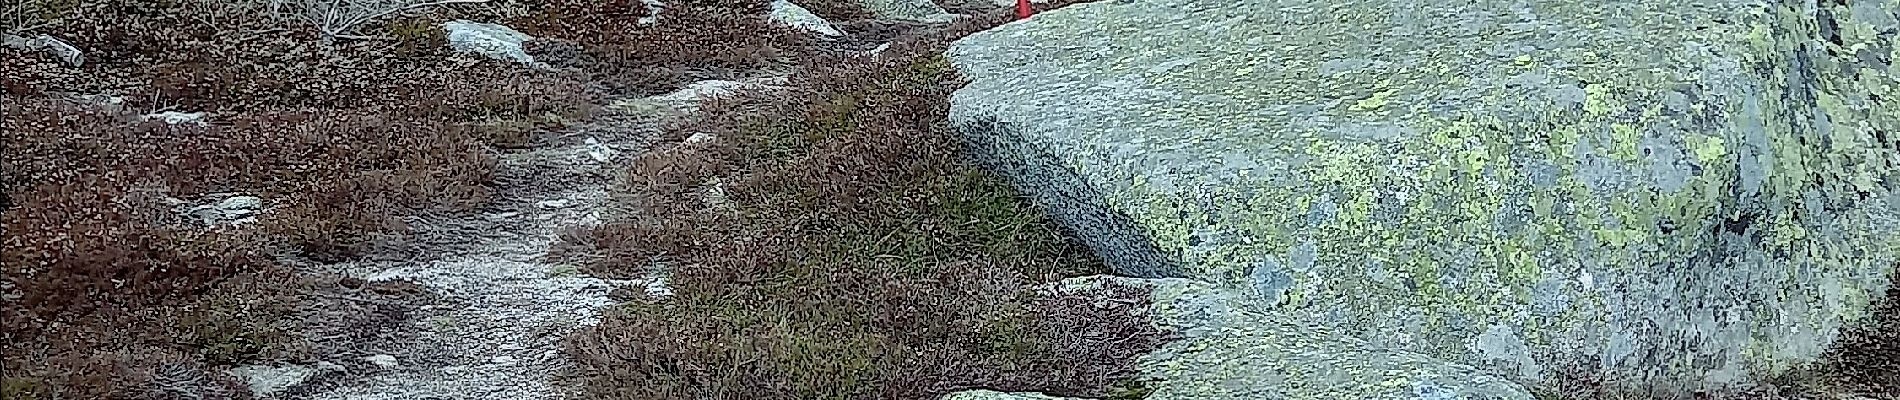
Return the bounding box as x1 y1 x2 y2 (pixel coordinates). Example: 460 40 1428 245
555 7 1169 399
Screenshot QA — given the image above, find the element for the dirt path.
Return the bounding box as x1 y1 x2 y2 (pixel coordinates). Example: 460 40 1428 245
291 106 667 400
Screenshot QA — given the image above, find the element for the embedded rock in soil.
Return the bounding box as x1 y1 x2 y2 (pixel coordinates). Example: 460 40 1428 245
442 20 546 69
946 0 1900 396
227 362 343 397
144 111 208 125
2 33 84 67
170 193 269 226
855 0 963 23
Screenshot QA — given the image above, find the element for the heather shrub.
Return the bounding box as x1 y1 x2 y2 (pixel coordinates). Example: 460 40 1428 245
508 0 812 96
0 177 300 398
558 14 1166 400
3 1 602 397
792 0 877 22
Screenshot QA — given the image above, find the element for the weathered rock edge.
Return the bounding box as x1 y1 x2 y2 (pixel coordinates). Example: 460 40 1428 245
946 0 1900 396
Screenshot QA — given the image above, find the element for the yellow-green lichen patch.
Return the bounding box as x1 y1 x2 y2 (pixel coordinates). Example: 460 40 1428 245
947 0 1900 395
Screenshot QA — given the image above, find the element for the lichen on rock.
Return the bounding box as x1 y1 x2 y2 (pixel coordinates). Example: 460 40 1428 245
946 0 1900 396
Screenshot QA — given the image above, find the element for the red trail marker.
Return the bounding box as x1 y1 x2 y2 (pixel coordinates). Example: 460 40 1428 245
1016 0 1035 19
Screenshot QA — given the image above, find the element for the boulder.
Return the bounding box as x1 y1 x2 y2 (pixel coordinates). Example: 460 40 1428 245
946 0 1900 396
771 0 843 36
855 0 963 23
442 20 547 69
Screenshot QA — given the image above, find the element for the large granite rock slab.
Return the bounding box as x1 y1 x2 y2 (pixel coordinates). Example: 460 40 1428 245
946 0 1900 395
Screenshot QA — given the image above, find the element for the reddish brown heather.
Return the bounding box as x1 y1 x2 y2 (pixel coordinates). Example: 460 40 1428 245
553 7 1169 400
1 0 620 396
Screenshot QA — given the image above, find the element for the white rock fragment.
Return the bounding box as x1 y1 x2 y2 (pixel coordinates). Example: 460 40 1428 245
144 111 208 126
643 276 673 298
442 20 548 69
180 194 267 226
2 33 85 67
637 0 666 25
584 137 616 163
770 0 842 36
651 80 755 104
858 42 894 58
364 354 399 368
685 131 716 144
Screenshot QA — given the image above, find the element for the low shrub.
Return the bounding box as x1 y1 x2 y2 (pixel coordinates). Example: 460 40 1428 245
558 9 1166 399
2 0 600 396
509 0 812 96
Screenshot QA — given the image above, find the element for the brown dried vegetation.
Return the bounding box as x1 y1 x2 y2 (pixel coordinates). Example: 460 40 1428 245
555 10 1168 400
2 0 615 397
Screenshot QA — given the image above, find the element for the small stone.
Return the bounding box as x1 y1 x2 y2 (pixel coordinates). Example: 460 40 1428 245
442 20 547 69
2 33 84 67
685 132 717 144
537 199 571 209
643 277 673 297
228 364 330 397
490 355 517 365
144 111 208 126
364 354 399 368
314 361 345 372
216 196 263 211
858 43 894 58
770 0 842 36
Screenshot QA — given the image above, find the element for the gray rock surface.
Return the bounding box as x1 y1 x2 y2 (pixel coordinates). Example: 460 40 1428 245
442 20 546 68
855 0 963 22
227 362 343 397
169 193 267 226
941 390 1085 400
144 111 208 125
946 0 1900 396
772 0 843 36
996 276 1535 400
2 33 84 67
